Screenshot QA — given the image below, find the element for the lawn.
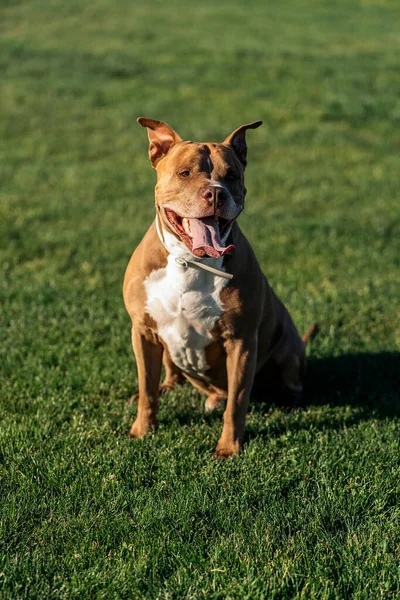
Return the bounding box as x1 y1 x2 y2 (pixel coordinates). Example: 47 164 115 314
1 0 399 597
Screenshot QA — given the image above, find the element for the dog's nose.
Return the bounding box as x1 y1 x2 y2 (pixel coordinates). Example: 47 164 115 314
201 186 226 208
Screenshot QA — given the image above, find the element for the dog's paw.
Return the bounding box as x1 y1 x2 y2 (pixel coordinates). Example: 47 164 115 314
127 392 139 404
213 438 241 459
127 381 179 404
129 419 155 439
159 372 185 394
205 394 226 413
159 383 176 395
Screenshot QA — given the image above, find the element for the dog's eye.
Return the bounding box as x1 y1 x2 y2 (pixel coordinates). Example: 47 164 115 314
178 170 191 177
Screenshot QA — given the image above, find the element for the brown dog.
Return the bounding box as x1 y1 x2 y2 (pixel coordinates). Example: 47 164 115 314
123 118 314 457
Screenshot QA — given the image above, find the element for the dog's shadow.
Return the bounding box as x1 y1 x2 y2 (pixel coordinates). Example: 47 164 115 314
160 352 400 437
304 352 399 416
245 351 400 441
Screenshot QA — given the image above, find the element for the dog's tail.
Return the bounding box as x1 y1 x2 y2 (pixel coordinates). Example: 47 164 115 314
302 323 318 344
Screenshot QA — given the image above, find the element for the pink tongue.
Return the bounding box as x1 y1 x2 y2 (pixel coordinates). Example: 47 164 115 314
189 217 235 258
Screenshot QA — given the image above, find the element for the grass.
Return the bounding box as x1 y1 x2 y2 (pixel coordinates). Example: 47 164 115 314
1 0 399 597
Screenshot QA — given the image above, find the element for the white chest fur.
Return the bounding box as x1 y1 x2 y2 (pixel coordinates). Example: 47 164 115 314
144 236 228 380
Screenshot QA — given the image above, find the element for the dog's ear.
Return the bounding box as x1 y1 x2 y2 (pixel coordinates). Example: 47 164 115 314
223 121 262 168
137 118 182 168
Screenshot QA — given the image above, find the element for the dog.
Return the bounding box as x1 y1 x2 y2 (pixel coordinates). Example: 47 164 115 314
123 118 315 457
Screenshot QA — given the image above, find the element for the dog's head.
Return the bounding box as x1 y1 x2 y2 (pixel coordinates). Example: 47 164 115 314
137 117 262 258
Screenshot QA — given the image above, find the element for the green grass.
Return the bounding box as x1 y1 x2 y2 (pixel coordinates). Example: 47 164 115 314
1 0 400 597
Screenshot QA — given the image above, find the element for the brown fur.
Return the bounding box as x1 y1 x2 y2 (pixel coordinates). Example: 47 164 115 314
123 118 312 457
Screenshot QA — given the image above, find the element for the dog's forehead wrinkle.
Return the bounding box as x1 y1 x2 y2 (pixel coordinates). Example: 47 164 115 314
169 143 218 176
207 146 233 178
202 144 213 175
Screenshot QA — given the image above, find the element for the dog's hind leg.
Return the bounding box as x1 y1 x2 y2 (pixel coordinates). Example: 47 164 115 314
276 349 307 406
128 351 184 403
277 326 317 405
184 374 226 412
160 351 185 393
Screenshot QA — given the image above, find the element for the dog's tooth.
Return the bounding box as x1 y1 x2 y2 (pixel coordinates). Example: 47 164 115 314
182 218 191 234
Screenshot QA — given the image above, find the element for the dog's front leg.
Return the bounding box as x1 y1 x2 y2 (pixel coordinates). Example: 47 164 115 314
214 336 257 458
129 326 163 439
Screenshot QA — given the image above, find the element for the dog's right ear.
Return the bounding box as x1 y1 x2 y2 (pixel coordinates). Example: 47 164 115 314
137 118 182 168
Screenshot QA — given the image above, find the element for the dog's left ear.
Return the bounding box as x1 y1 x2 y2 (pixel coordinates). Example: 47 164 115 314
137 117 183 168
223 121 262 168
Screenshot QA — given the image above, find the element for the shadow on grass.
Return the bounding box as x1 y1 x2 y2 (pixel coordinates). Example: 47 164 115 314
249 351 400 417
304 352 400 417
158 352 400 436
245 351 400 442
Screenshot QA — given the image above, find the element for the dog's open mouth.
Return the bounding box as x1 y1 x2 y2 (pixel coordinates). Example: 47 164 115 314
164 209 235 258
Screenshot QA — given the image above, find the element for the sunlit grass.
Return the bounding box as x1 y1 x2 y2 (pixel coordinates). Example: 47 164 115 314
1 0 399 597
